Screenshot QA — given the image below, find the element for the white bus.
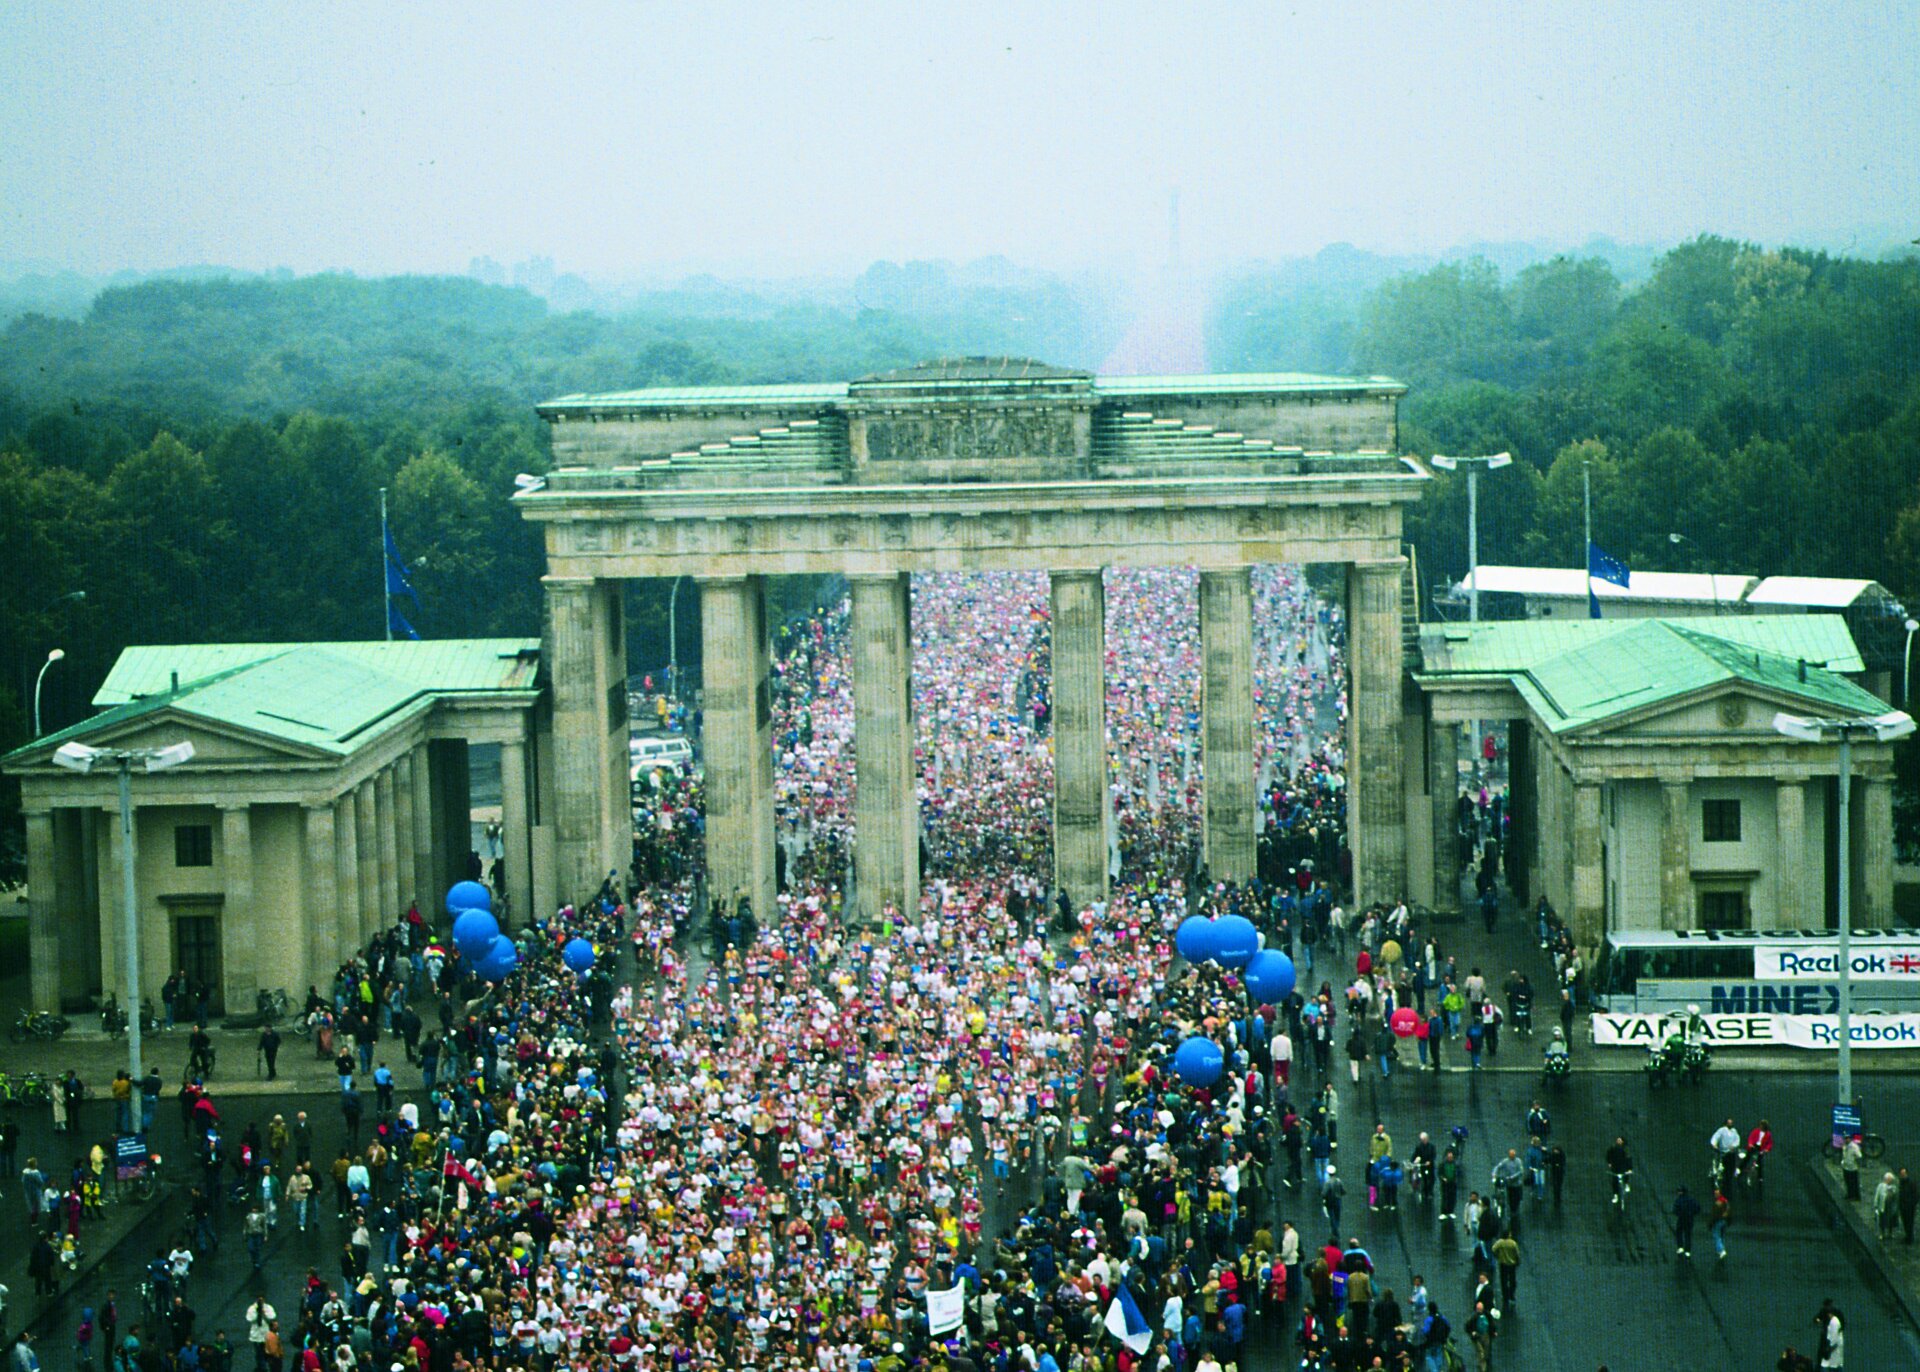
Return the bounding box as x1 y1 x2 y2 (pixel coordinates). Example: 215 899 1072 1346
1592 928 1920 1014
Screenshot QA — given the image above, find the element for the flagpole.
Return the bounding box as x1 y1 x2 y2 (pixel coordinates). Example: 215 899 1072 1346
381 486 392 642
1583 460 1592 616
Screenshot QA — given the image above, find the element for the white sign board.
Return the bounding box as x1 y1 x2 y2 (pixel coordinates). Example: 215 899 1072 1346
1593 1012 1920 1049
926 1285 966 1336
1754 945 1920 981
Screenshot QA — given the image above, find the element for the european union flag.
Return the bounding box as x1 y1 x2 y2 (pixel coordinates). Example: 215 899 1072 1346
1587 541 1631 588
385 529 421 609
1587 541 1630 619
388 605 421 641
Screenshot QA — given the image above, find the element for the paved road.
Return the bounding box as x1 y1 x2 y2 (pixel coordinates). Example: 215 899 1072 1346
1291 1052 1920 1370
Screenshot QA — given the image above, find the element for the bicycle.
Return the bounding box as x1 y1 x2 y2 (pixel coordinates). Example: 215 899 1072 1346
1823 1132 1888 1161
1610 1169 1633 1208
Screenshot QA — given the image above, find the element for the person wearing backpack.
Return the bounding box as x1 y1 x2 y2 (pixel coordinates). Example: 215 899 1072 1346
1419 1305 1452 1372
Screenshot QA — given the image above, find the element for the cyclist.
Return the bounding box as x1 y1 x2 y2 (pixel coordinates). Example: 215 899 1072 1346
1410 1131 1437 1201
1544 1027 1570 1066
1606 1136 1634 1207
1710 1117 1741 1190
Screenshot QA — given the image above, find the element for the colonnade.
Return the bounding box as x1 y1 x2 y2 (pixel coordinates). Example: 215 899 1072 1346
546 558 1411 923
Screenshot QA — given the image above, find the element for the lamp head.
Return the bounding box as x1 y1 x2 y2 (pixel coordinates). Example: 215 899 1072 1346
145 742 196 773
51 742 100 773
46 648 65 663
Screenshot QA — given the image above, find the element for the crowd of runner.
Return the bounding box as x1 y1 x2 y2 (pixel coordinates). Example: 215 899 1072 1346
36 566 1863 1372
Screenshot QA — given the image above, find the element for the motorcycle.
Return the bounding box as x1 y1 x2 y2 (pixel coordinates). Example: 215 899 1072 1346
8 1010 70 1042
1643 1042 1676 1088
1682 1041 1711 1083
1543 1049 1571 1088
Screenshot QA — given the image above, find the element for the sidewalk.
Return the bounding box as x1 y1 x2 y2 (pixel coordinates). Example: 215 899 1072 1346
1808 1151 1920 1336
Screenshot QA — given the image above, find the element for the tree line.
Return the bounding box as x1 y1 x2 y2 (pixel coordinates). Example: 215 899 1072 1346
4 240 1918 866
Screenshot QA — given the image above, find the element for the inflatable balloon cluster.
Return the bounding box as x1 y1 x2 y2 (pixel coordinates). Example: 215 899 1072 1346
447 883 519 982
1176 913 1296 1006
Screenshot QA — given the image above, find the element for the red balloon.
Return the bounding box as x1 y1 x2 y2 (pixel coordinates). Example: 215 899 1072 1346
1391 1007 1420 1039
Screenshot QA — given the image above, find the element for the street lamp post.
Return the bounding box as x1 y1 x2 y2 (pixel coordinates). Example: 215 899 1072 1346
1667 533 1721 614
33 648 65 736
1431 453 1512 624
1432 453 1512 784
50 740 196 1083
1902 617 1918 705
1771 710 1916 1107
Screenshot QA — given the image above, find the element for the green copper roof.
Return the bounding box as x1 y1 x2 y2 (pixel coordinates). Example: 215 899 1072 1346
1092 372 1405 396
539 382 850 411
1417 615 1865 676
1492 620 1890 734
94 639 539 706
538 369 1403 413
4 639 539 769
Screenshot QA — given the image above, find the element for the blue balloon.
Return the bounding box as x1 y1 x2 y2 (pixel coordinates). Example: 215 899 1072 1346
476 934 519 982
563 938 596 973
1175 916 1213 961
452 909 499 957
1173 1036 1225 1088
446 881 492 917
1245 949 1297 1004
1210 915 1260 970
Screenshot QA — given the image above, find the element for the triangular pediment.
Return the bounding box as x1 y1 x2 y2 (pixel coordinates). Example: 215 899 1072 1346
10 706 336 769
1582 682 1870 739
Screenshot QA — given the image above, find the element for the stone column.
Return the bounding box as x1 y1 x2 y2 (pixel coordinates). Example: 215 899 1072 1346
1773 778 1806 929
1199 567 1256 883
1050 569 1108 907
220 805 257 1009
851 573 919 923
1859 775 1894 926
545 576 630 906
334 790 361 958
357 782 381 944
1506 720 1533 902
500 733 534 926
393 752 416 917
374 768 400 928
24 809 62 1013
1571 781 1605 950
700 575 776 923
410 743 436 913
1428 714 1461 911
305 804 340 987
1659 780 1691 929
1346 561 1408 906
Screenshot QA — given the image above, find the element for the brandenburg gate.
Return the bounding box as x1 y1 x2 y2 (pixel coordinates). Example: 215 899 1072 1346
517 359 1427 921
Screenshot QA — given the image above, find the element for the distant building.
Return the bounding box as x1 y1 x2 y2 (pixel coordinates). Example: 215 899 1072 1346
1445 565 1916 695
1411 614 1910 950
2 641 547 1015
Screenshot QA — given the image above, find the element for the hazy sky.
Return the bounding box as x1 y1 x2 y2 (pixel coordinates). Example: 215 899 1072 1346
4 1 1916 278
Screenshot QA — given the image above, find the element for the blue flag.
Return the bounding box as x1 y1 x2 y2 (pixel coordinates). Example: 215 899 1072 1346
1587 541 1630 620
385 529 421 609
388 605 421 641
1587 541 1631 588
1104 1282 1152 1354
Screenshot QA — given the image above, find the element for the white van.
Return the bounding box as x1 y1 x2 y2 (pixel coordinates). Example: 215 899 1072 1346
630 735 694 770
